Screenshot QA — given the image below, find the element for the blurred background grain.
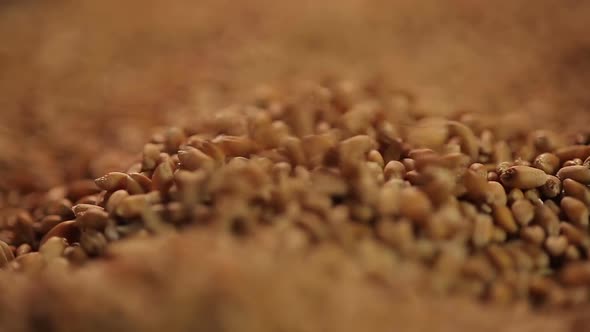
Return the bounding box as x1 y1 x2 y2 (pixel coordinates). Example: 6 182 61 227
1 0 590 192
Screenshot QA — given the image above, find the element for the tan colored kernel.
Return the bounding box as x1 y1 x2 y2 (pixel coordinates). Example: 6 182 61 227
402 158 415 172
447 121 479 161
539 175 561 198
39 237 68 260
398 187 432 224
105 190 130 214
560 222 588 247
533 152 560 175
557 165 590 184
544 199 561 215
561 197 589 227
487 181 507 206
511 199 535 226
367 150 384 168
520 225 546 246
94 172 127 191
383 160 406 180
545 236 568 257
534 205 560 236
178 146 214 172
492 204 518 234
507 188 525 204
563 178 590 205
464 169 492 203
500 166 548 189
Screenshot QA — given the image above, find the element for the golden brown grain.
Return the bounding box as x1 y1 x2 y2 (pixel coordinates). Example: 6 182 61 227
492 204 518 234
563 179 590 205
556 165 590 184
500 166 548 189
511 199 535 227
545 236 568 257
561 197 589 227
533 153 560 175
539 175 561 198
520 225 546 246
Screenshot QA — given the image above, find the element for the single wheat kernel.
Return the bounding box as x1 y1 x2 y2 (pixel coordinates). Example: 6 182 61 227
94 172 128 191
559 222 589 247
563 179 590 205
507 188 525 204
520 225 546 246
524 188 542 205
76 209 109 230
532 152 560 175
534 205 560 236
561 197 589 227
15 243 32 257
0 241 15 267
383 160 406 180
492 204 518 234
487 181 507 206
367 150 384 168
41 220 79 246
464 169 492 203
540 175 561 198
500 166 548 189
545 236 568 256
177 147 215 171
72 203 104 218
39 237 67 260
398 187 432 224
212 135 258 157
152 157 175 192
511 199 535 226
116 195 149 219
402 158 416 172
128 173 153 193
563 159 582 167
557 165 590 184
544 199 561 215
105 190 130 215
447 121 479 161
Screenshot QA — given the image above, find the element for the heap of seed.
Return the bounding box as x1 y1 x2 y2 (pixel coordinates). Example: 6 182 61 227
2 81 590 307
